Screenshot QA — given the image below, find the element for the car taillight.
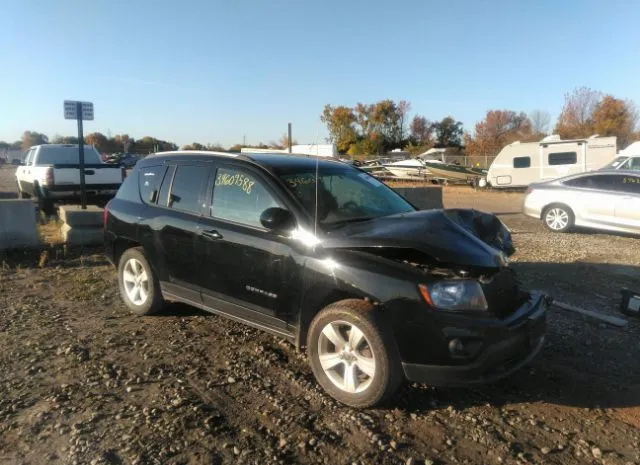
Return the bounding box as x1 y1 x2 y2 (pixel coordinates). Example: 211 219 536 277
44 167 54 186
525 187 534 195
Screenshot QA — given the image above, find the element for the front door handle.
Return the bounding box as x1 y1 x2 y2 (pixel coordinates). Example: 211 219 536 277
201 229 222 240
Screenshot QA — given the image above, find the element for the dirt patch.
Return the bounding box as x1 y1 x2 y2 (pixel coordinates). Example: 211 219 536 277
1 181 639 465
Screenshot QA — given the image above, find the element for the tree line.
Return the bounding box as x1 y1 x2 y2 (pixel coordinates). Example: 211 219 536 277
0 131 298 156
3 86 637 159
322 86 639 158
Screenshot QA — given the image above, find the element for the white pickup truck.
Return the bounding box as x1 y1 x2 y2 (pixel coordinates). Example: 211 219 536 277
15 144 125 212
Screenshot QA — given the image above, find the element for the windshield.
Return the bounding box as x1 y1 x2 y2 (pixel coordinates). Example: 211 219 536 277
602 156 629 170
279 167 415 228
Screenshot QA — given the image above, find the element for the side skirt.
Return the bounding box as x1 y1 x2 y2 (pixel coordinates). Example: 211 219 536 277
162 290 296 343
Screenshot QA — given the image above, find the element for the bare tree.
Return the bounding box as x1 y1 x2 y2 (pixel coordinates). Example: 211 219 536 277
529 110 551 136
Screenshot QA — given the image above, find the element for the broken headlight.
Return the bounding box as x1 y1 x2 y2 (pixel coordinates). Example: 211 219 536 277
419 280 488 311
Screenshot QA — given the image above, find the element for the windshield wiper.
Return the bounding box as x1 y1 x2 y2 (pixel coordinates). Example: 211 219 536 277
326 217 374 229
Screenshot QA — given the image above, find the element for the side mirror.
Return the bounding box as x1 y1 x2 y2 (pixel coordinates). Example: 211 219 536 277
260 207 296 232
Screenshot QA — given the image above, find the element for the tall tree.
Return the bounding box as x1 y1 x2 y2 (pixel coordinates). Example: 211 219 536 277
85 132 109 153
464 110 532 156
432 117 463 148
554 87 602 139
21 131 49 150
397 100 411 147
529 110 551 136
321 105 358 153
591 96 638 148
409 115 433 146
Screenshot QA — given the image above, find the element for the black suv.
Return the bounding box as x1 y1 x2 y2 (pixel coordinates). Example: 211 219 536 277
105 151 548 408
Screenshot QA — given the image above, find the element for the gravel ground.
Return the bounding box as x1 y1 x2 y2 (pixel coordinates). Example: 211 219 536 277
1 169 639 465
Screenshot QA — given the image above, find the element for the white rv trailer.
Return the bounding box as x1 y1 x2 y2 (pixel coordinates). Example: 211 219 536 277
486 135 617 188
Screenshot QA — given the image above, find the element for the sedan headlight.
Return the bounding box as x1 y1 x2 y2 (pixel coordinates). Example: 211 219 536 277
419 280 488 311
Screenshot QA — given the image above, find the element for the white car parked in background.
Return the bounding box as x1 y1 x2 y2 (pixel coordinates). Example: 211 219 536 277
523 170 640 235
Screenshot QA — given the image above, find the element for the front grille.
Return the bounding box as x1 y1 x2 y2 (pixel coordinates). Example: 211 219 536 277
481 268 524 318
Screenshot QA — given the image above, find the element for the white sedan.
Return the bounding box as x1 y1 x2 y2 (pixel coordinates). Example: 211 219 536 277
523 170 640 235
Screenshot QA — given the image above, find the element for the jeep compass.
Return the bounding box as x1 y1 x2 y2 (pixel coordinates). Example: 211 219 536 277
104 151 548 408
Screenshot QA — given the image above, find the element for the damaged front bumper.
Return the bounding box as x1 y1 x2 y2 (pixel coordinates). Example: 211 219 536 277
401 291 550 386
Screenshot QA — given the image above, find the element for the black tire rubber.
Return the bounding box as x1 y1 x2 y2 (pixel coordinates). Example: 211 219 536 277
307 299 404 408
117 247 164 316
542 204 575 233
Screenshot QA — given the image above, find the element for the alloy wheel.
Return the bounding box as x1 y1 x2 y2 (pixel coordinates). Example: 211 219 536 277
317 320 376 394
122 258 149 306
545 208 569 231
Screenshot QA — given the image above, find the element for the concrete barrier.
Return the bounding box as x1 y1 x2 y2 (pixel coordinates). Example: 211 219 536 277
392 186 443 210
0 199 40 250
59 205 104 246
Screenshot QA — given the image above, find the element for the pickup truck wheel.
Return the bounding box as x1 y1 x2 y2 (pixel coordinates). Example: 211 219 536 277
118 248 164 316
307 300 403 408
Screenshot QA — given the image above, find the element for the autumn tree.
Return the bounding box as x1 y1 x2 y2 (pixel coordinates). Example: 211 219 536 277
464 110 532 156
321 105 358 153
21 131 49 150
114 134 133 153
591 96 638 148
85 132 110 153
409 115 433 145
529 110 551 137
432 117 463 148
554 87 602 139
51 134 79 144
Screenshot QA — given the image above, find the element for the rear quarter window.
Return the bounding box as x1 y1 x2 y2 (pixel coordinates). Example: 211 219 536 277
35 146 102 165
115 172 140 201
138 165 167 204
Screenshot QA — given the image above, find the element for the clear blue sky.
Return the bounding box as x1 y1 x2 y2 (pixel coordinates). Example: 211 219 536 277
1 0 639 148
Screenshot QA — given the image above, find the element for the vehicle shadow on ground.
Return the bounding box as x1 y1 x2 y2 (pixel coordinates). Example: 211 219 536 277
567 227 639 240
400 261 640 411
154 302 211 318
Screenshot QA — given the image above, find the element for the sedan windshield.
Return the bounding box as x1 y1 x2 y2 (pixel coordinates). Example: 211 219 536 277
279 167 414 228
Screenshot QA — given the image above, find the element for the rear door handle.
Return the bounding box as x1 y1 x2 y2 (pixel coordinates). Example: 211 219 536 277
85 169 95 175
201 229 222 240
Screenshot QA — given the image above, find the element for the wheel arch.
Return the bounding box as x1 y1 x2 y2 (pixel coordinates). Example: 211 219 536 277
295 290 373 351
540 201 574 220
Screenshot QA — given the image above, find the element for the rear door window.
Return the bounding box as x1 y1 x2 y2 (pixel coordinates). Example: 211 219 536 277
35 146 102 164
138 165 167 204
628 157 640 171
548 152 577 166
513 156 531 168
210 166 282 228
167 164 210 215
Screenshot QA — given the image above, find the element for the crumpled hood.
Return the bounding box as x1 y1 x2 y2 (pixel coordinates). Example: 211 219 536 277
323 209 514 268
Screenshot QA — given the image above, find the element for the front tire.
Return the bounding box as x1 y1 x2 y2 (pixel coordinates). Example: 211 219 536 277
307 299 403 408
542 204 574 233
118 247 164 315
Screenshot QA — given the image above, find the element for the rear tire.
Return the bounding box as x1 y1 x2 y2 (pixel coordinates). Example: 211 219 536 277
118 247 164 316
542 204 574 233
307 299 404 408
